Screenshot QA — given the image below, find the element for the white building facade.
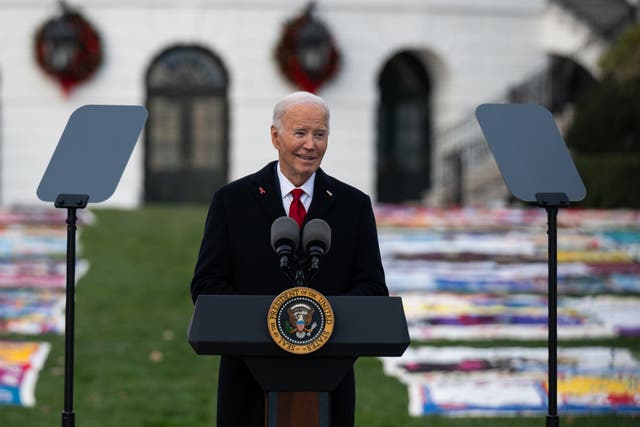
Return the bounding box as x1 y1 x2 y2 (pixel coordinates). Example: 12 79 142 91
1 0 602 207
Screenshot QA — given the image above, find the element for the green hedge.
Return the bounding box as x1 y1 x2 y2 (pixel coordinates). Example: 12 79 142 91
565 79 640 154
573 153 640 208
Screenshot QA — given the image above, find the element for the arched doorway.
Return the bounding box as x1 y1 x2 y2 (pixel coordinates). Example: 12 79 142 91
376 51 432 203
145 45 229 203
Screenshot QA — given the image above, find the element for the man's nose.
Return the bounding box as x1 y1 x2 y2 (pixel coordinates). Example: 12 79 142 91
301 134 315 149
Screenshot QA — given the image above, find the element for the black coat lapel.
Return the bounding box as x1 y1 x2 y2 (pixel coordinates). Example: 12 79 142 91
306 168 336 221
251 161 286 221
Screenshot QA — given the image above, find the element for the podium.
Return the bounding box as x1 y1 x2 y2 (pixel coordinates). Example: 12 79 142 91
188 294 409 426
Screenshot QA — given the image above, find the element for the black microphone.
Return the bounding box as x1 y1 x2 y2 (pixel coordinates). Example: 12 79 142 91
302 219 331 277
270 216 300 275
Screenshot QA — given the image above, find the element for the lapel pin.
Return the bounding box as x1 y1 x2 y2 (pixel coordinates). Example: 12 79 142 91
326 190 333 197
259 187 266 195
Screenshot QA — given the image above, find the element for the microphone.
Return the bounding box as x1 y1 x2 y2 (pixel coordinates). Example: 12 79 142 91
271 216 300 274
302 219 331 277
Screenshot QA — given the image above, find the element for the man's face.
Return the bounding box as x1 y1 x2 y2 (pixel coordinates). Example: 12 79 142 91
271 103 329 187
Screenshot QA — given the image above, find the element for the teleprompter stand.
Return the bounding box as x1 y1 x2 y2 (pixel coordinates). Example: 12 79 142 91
476 104 586 427
56 194 88 427
37 105 148 427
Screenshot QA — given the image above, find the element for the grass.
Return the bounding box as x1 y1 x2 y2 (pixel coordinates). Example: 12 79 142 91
1 205 638 426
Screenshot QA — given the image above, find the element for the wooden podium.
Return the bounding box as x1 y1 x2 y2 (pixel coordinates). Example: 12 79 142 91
188 294 409 426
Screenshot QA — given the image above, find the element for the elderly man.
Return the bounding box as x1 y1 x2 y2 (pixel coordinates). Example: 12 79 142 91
191 91 387 426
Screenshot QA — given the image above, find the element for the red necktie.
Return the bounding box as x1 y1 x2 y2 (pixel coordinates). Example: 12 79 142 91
289 188 306 228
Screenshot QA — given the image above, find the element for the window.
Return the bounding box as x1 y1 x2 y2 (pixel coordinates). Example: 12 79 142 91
145 45 229 203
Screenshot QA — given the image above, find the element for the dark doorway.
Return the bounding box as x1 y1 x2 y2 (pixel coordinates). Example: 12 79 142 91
376 51 432 203
145 45 229 203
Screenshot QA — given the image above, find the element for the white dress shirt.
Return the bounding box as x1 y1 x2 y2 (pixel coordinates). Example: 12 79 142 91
276 162 315 214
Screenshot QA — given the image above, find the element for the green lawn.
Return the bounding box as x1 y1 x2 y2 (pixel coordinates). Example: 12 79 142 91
2 206 638 426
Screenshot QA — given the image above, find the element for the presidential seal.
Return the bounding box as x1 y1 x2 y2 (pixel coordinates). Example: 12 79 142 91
267 287 334 354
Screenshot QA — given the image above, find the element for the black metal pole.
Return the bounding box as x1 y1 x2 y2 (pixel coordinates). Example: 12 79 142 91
546 206 559 427
62 207 77 427
293 269 306 287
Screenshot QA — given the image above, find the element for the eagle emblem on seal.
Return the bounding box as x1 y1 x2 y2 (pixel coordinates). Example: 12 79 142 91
286 302 318 338
267 287 334 354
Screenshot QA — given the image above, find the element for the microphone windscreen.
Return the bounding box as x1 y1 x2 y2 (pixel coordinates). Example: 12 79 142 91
302 219 331 253
271 216 300 251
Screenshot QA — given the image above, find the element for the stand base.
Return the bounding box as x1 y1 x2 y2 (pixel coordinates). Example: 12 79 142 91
546 415 559 427
62 411 75 427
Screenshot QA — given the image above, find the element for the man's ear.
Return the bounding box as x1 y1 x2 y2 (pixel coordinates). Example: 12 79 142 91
270 125 280 150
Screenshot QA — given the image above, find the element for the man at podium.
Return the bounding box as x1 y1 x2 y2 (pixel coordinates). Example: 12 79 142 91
191 91 388 426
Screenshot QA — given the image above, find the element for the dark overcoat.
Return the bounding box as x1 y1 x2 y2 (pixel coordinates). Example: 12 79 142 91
191 161 388 426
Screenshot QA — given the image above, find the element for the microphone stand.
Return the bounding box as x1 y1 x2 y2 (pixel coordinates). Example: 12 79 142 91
289 254 323 288
293 269 307 287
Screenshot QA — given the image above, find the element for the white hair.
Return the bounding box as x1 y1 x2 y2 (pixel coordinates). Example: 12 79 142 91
272 91 330 131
